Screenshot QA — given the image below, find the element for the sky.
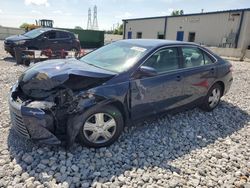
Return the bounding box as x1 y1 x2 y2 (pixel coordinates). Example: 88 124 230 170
0 0 249 30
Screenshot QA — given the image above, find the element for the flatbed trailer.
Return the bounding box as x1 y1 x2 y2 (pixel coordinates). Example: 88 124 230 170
14 48 84 66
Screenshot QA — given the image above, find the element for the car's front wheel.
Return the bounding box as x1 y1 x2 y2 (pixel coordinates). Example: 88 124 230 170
9 51 16 58
200 83 222 111
78 105 124 148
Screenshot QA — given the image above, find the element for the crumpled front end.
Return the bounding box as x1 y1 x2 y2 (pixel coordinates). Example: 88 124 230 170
8 59 119 146
9 76 113 145
9 84 61 144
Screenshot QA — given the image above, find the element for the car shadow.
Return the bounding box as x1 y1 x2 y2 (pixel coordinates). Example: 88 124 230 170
3 57 16 63
7 100 250 186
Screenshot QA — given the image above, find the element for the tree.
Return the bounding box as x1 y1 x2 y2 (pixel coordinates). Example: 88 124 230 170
112 24 123 35
19 23 29 29
117 24 123 35
104 30 113 34
171 10 184 16
74 26 83 30
105 23 123 35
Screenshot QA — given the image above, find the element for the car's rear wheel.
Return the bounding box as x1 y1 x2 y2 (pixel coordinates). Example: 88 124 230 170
78 105 124 148
200 83 222 111
70 48 79 58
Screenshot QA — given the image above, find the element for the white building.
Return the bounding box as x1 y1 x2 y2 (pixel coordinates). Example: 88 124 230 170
123 8 250 50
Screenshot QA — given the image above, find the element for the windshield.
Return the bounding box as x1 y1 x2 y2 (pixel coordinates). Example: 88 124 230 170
23 28 47 38
80 42 149 73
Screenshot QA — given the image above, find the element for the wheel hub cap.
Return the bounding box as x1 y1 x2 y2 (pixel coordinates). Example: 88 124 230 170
208 88 221 108
83 113 117 144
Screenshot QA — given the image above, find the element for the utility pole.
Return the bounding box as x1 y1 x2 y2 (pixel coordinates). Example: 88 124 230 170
87 8 92 29
92 5 99 30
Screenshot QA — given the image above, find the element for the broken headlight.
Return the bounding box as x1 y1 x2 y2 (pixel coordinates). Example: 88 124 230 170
26 101 55 110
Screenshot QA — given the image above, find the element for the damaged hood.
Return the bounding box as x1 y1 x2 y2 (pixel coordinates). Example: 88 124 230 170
18 59 116 98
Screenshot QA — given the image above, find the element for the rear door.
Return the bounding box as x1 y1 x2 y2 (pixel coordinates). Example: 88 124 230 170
56 31 72 50
130 47 186 120
179 46 217 106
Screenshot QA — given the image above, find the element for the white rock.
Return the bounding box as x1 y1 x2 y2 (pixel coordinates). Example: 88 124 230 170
12 165 22 176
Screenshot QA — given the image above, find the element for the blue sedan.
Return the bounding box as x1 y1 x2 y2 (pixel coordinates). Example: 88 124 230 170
9 39 233 148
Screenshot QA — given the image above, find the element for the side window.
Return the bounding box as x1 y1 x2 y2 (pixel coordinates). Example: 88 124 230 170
71 33 76 39
58 32 70 39
203 52 214 65
44 31 56 39
143 47 180 73
182 47 214 68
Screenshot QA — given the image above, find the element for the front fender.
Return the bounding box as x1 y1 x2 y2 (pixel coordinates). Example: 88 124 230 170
66 97 125 147
66 81 130 147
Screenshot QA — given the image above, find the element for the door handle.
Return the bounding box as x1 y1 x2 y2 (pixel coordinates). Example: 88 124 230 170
176 75 182 81
210 68 215 74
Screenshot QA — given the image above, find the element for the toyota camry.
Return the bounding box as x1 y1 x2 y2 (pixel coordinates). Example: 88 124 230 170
9 39 233 148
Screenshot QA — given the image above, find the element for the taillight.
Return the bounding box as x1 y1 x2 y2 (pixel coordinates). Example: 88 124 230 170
77 39 80 47
229 65 233 72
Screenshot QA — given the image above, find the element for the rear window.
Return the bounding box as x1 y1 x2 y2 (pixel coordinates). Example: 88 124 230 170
182 47 214 68
70 33 76 39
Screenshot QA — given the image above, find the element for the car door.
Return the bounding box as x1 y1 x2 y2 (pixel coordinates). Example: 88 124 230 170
130 47 187 120
43 31 58 50
179 46 217 106
56 31 72 50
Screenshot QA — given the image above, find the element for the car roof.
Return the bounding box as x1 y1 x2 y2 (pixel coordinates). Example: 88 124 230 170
118 39 198 48
34 27 72 34
32 27 52 32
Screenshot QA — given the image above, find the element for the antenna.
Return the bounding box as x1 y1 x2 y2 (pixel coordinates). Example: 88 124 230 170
92 5 99 30
87 8 92 30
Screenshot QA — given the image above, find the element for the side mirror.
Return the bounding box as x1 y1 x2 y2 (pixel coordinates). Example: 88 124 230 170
136 66 157 78
42 36 48 41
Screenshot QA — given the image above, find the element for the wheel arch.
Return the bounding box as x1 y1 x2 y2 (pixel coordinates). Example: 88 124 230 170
66 98 129 147
108 100 128 125
214 81 225 96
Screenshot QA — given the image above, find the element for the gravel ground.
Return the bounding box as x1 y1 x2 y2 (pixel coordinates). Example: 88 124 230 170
0 41 250 188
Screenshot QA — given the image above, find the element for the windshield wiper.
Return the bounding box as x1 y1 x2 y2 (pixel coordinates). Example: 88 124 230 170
84 61 101 69
82 61 118 73
23 34 30 38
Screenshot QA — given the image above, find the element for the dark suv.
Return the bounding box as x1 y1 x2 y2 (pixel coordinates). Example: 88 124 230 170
4 28 81 57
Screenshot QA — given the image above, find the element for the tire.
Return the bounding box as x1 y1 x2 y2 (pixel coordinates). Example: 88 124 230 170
69 48 79 58
9 51 15 58
24 59 31 66
78 105 124 148
200 83 222 112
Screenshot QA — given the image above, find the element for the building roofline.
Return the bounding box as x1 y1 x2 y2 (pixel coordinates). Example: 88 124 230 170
122 8 250 21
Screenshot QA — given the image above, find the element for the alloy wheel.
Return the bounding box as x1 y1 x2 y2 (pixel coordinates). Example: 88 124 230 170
208 88 221 108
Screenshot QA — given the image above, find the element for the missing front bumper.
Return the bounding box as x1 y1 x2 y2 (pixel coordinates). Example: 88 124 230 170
9 91 61 145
